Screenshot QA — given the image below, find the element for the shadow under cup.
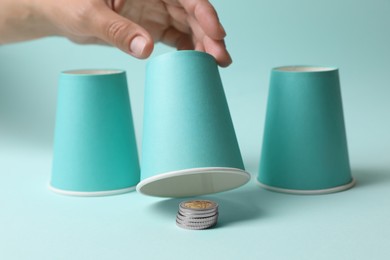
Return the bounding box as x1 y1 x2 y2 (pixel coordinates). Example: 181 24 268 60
50 70 140 196
258 66 355 194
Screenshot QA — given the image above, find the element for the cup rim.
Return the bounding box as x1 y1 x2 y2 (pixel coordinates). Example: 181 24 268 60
48 183 136 196
136 167 251 197
61 69 125 76
256 178 356 195
273 65 338 73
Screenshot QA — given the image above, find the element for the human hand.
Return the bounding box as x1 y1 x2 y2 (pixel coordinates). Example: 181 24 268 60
39 0 231 66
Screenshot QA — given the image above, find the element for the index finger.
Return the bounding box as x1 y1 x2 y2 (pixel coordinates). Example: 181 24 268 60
178 0 226 40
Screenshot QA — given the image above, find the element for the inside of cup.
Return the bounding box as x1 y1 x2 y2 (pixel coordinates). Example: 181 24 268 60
275 66 336 72
137 167 251 197
63 69 123 75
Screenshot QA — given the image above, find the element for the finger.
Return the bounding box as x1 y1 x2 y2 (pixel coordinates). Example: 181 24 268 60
203 37 232 67
186 15 205 43
187 16 230 66
91 5 154 59
186 16 210 56
166 5 191 34
194 41 205 52
179 0 226 40
160 27 194 50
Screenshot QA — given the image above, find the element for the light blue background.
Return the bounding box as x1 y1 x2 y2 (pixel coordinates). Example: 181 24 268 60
1 0 389 259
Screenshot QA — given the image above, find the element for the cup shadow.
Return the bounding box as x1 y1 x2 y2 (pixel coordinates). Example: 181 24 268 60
352 167 390 188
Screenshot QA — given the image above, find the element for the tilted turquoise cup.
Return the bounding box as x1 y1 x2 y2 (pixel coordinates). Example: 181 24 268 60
137 51 250 197
50 70 140 196
258 66 355 194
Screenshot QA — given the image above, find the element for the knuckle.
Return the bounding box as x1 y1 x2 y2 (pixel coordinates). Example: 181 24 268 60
67 3 96 35
72 3 94 25
105 20 128 44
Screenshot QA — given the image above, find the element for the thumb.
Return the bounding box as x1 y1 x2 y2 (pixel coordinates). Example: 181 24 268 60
93 6 153 59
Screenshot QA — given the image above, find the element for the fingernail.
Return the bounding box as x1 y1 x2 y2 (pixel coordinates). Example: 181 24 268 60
130 36 147 56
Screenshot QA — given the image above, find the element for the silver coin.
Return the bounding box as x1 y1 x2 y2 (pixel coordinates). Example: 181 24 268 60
176 213 218 221
176 218 218 224
176 221 217 230
176 213 218 223
176 213 218 224
176 223 216 230
176 218 217 226
179 207 218 215
178 210 218 218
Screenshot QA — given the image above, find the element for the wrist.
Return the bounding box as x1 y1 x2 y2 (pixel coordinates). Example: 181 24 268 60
0 0 57 44
27 0 59 37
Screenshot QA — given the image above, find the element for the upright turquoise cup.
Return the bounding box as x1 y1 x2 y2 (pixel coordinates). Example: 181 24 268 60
50 70 140 196
137 51 250 197
258 66 355 194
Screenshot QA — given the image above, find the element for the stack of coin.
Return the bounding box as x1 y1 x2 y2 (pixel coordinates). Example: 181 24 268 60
176 200 219 230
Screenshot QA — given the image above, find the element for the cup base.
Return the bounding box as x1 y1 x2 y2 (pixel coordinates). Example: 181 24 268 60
137 167 251 197
256 178 356 195
48 184 136 197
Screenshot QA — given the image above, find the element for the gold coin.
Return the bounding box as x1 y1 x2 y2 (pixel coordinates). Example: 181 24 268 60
182 200 215 209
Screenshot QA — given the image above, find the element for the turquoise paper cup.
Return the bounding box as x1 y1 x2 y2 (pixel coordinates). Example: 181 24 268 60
50 70 140 196
137 51 250 197
258 66 355 194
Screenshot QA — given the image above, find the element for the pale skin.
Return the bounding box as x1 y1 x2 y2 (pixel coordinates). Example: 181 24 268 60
0 0 232 66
